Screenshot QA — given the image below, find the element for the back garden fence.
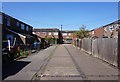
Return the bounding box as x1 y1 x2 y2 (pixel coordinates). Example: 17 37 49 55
73 38 118 67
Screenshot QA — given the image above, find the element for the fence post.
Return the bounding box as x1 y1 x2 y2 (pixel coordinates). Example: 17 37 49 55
91 38 92 55
118 28 120 81
118 29 120 70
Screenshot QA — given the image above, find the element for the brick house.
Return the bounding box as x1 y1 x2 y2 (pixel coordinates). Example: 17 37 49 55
90 20 120 38
90 27 104 38
103 20 120 38
33 28 77 44
2 12 37 48
1 12 41 63
61 30 77 43
33 28 63 44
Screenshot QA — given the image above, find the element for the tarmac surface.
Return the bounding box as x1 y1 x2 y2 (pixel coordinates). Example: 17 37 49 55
3 44 119 80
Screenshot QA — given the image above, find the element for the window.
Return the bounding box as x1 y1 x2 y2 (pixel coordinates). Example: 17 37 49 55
16 22 20 27
37 32 40 36
0 14 2 24
7 18 10 26
68 33 71 36
33 32 35 34
92 31 94 34
37 32 40 34
108 26 114 32
29 27 31 31
114 24 118 28
29 27 32 32
54 32 58 35
26 26 29 31
42 32 46 35
104 27 109 31
7 34 13 46
30 27 33 32
62 33 67 36
49 32 51 35
21 24 25 30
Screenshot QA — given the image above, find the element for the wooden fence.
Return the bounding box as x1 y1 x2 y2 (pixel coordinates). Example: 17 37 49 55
73 38 118 67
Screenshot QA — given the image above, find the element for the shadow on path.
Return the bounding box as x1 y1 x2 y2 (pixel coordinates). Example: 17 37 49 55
2 60 31 80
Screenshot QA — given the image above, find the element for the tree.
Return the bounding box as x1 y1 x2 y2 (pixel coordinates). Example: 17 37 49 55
45 36 56 44
74 25 90 39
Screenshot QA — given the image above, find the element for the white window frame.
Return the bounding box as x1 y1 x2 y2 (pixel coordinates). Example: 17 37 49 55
62 33 67 36
54 32 58 35
92 31 94 34
49 32 51 35
68 33 71 36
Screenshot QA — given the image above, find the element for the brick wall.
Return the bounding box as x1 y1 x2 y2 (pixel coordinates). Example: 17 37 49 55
94 27 104 37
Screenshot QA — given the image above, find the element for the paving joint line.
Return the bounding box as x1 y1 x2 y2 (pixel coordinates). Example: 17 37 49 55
30 45 58 81
64 45 88 80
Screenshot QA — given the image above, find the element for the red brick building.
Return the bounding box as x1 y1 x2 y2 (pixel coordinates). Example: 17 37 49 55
90 20 120 38
33 28 59 38
61 30 77 43
33 28 62 44
33 28 77 44
90 27 104 38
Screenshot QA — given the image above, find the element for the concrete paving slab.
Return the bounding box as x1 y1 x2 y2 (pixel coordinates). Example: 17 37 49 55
46 57 75 67
43 67 80 76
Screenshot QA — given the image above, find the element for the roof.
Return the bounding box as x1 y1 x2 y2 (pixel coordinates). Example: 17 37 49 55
32 34 41 38
90 20 120 31
6 28 26 38
61 30 78 33
33 28 60 32
2 12 33 28
103 20 120 27
6 28 34 38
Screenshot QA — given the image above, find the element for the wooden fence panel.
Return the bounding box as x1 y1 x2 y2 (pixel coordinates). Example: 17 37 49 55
81 38 92 54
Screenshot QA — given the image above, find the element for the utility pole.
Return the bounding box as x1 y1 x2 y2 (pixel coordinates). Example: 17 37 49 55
60 24 63 44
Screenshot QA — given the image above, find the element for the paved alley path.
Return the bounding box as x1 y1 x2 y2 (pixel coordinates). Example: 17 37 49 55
32 44 119 80
3 44 119 80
